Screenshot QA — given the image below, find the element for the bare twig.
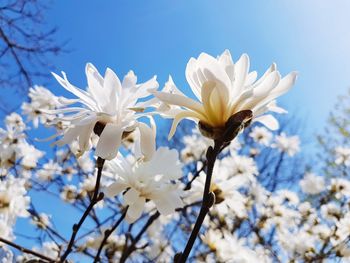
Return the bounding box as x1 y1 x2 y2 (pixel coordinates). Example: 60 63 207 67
59 157 105 262
0 236 55 262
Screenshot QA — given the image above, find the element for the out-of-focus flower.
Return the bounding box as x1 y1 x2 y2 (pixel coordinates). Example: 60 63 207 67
249 126 273 146
153 50 296 139
30 213 52 230
43 64 158 160
180 129 213 163
334 146 350 166
33 242 60 260
273 132 300 156
329 178 350 199
21 86 60 128
36 160 62 181
105 147 183 223
60 185 78 203
300 173 325 195
0 176 30 222
321 202 341 221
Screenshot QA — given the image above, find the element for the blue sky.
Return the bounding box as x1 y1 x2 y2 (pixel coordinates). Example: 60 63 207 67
44 0 350 137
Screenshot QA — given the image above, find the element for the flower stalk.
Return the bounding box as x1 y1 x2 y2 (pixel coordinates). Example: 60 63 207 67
175 140 222 263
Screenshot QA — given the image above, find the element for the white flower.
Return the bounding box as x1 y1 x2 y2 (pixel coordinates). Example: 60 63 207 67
321 202 341 221
335 213 350 242
36 160 62 181
0 176 30 222
153 50 296 139
21 86 60 128
329 178 350 199
105 147 183 223
60 185 78 203
201 229 223 251
33 241 60 259
31 213 52 229
44 64 158 160
17 143 44 169
5 113 26 132
180 128 213 163
221 153 258 180
0 219 14 241
299 173 325 195
273 132 300 156
334 146 350 166
249 126 273 146
216 232 263 262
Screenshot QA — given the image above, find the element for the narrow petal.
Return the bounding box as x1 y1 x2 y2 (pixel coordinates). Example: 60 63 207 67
52 72 97 111
54 126 81 146
86 63 106 108
103 68 121 114
105 182 127 197
78 123 95 153
123 188 140 204
137 122 156 161
185 58 202 100
153 92 206 117
122 70 137 89
232 54 250 97
218 49 235 82
254 114 279 130
168 110 203 140
269 71 298 99
95 123 123 160
127 197 145 222
201 81 221 126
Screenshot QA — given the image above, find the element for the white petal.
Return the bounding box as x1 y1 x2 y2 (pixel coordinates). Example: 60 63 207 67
52 72 97 111
141 147 182 180
78 123 95 153
153 92 205 117
127 197 145 223
123 188 140 204
162 75 186 97
185 58 202 100
246 71 258 86
103 68 121 113
168 110 202 140
122 70 137 89
55 126 81 146
270 71 297 99
232 54 250 97
105 182 127 197
86 63 106 108
154 194 182 215
218 49 234 82
95 123 123 160
197 52 231 91
137 122 156 161
254 114 279 130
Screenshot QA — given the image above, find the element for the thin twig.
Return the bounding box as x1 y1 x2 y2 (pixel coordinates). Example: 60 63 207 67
59 157 105 262
119 211 160 263
94 206 129 262
0 236 55 262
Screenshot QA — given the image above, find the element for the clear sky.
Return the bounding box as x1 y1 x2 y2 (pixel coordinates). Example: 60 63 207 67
44 0 350 137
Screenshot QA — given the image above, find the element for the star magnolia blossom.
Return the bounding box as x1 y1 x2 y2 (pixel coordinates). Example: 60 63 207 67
44 64 158 160
153 50 297 139
105 147 183 223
